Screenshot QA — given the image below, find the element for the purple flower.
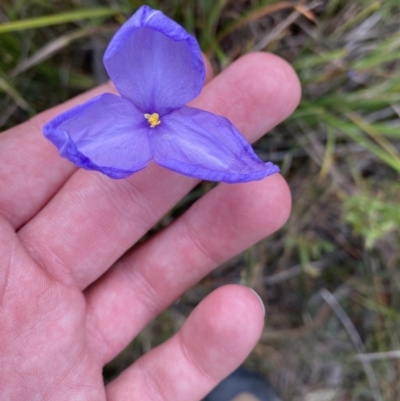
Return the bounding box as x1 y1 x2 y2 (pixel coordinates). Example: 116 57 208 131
43 6 279 183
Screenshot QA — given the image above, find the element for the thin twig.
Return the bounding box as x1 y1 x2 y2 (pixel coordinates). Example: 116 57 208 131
354 350 400 362
11 26 110 77
253 0 321 51
0 104 18 129
217 1 315 42
320 288 382 401
253 9 301 51
265 250 346 285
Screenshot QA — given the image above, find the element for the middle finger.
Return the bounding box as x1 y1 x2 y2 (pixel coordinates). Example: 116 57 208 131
18 53 300 290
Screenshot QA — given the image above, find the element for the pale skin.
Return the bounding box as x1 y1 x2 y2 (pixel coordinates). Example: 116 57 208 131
0 53 301 401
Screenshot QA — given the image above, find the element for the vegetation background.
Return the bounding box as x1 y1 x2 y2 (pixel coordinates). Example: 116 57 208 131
1 0 400 400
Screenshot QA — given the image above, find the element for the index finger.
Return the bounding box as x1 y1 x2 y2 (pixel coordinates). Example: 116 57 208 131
0 58 213 229
0 82 114 228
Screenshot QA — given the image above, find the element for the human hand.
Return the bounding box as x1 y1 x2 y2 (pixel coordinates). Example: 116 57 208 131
0 53 300 401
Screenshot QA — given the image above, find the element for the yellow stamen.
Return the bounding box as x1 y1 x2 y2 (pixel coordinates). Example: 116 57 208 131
144 113 161 128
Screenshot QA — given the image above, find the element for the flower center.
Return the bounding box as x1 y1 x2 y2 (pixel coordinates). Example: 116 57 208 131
144 113 161 128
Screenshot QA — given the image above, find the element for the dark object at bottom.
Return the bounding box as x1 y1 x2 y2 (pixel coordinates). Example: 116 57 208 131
205 367 281 401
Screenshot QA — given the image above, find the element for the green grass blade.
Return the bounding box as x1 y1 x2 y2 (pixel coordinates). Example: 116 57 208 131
11 25 106 76
0 76 30 110
0 8 120 33
322 112 400 172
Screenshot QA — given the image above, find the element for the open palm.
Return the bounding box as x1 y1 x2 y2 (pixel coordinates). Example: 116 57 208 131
0 53 300 401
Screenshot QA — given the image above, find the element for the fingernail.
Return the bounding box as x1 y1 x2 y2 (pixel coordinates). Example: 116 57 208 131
249 288 265 315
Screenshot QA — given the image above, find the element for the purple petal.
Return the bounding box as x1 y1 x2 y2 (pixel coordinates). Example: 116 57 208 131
103 6 205 115
43 94 152 179
149 106 280 183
